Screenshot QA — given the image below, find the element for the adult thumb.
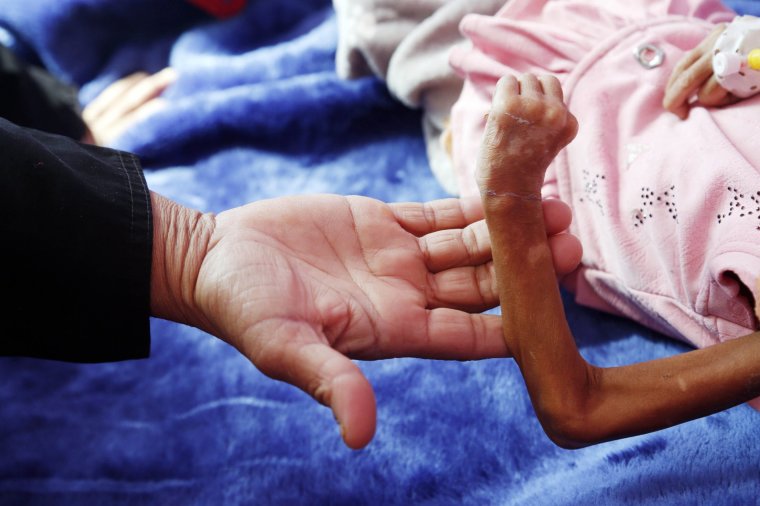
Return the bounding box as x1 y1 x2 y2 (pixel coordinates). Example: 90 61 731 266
247 321 377 449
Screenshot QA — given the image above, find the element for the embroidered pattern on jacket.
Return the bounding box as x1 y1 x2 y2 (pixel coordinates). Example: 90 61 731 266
633 186 677 227
578 169 606 215
717 186 760 230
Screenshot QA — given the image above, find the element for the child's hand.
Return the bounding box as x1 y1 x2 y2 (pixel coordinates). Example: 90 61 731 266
477 74 578 199
663 24 739 119
477 74 581 278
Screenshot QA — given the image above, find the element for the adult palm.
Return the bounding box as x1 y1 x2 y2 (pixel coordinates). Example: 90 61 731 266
154 193 580 449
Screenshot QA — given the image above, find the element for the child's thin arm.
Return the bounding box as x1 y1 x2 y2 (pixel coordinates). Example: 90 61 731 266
481 74 760 449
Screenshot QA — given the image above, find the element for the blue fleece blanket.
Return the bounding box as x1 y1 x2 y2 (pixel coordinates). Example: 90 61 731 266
1 1 758 504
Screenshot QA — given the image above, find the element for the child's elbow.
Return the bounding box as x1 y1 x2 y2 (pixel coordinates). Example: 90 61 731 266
538 412 606 449
532 372 611 449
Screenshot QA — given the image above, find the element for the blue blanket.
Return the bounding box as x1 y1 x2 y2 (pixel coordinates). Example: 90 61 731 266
1 1 758 504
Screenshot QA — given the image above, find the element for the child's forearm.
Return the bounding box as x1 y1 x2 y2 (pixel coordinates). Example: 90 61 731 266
484 195 592 425
579 336 760 444
482 74 760 449
484 194 597 448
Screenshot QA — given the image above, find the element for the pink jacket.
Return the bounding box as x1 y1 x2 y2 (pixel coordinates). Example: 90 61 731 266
449 0 760 350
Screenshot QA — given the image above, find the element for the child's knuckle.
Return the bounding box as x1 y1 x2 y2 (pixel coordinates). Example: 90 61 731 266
521 97 543 118
543 102 567 127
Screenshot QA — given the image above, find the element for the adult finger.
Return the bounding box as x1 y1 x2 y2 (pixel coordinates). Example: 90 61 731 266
97 97 167 146
665 24 725 90
543 198 573 235
666 45 703 91
697 74 733 107
420 198 573 272
421 220 490 272
663 50 713 116
94 68 177 132
664 24 726 116
391 196 484 236
393 308 507 359
249 320 377 449
83 72 149 124
426 231 580 311
547 232 583 275
119 68 176 117
427 263 497 311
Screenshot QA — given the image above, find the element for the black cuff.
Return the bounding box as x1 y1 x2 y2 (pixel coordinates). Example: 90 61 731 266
0 119 152 362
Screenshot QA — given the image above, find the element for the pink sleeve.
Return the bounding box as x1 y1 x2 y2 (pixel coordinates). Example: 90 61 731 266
708 250 760 337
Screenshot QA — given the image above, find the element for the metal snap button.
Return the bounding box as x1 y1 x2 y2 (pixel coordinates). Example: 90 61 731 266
634 43 665 69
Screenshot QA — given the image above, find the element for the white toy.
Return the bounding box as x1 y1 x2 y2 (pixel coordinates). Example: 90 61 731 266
713 15 760 98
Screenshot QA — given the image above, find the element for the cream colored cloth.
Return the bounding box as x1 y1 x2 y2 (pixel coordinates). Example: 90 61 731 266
332 0 503 194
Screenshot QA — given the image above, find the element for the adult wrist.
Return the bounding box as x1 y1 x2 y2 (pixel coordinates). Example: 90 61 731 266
149 191 216 330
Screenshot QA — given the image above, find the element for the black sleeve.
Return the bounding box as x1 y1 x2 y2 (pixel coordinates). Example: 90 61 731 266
0 44 88 140
0 118 153 362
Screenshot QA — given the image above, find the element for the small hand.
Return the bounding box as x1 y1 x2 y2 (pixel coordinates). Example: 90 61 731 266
477 74 578 198
663 24 738 120
151 192 581 449
82 68 177 145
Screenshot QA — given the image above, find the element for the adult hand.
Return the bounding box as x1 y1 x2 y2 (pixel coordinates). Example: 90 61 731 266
663 24 738 119
150 192 581 449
